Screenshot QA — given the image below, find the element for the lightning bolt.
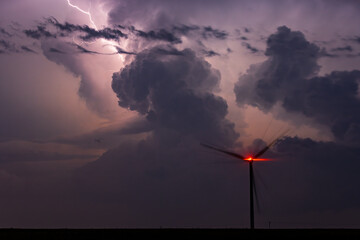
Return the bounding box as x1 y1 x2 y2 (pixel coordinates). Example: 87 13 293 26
67 0 97 30
65 0 127 63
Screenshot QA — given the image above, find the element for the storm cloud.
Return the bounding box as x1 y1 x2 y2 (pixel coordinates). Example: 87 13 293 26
22 18 229 47
73 24 360 228
38 39 121 118
112 45 238 145
0 38 38 54
47 17 127 42
230 26 360 225
72 45 242 227
23 25 56 39
271 137 360 212
234 26 360 144
242 42 260 53
1 0 360 229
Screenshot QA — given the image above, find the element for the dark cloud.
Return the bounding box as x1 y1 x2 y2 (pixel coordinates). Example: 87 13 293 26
0 39 10 49
172 24 229 41
75 44 104 55
171 24 200 35
112 45 238 145
23 25 56 39
74 140 247 227
131 27 182 44
283 71 360 143
127 24 229 44
22 18 127 42
0 39 17 52
270 137 360 212
234 26 321 110
80 27 127 42
20 45 37 54
319 48 339 58
46 18 227 45
144 44 185 56
73 134 360 227
319 47 359 59
319 45 360 58
196 40 221 57
23 30 41 39
244 27 251 33
48 47 65 54
39 39 119 117
45 42 132 56
62 134 360 228
44 42 116 56
201 26 228 40
114 46 136 55
201 49 220 57
47 18 127 42
70 45 242 227
331 45 353 52
350 36 360 44
0 39 37 54
242 42 260 53
0 28 12 37
234 26 360 144
22 18 228 49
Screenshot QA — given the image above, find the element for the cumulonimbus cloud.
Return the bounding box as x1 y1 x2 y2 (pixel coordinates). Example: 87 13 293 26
112 45 238 145
73 44 242 227
234 26 360 144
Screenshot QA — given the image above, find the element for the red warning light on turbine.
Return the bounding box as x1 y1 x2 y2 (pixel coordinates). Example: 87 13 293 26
245 156 271 162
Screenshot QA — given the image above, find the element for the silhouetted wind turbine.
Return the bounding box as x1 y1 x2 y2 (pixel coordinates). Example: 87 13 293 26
201 133 286 229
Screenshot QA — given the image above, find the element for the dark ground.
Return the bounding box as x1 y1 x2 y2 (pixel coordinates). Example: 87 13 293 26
1 229 360 239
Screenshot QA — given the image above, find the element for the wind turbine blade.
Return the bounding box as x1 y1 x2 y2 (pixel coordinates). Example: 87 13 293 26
253 175 261 214
254 129 290 158
254 167 268 191
253 139 277 159
205 160 243 165
200 143 245 160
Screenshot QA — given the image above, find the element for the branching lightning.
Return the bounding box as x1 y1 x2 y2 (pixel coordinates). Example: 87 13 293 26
66 0 97 30
65 0 125 62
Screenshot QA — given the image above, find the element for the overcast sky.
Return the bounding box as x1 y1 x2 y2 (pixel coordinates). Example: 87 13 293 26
0 0 360 228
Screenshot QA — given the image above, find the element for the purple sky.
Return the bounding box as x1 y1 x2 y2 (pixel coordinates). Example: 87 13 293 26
0 0 360 228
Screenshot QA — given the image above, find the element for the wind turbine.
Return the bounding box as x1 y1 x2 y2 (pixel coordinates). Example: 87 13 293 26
201 134 284 229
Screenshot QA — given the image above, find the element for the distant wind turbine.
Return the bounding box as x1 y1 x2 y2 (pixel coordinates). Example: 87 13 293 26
201 131 287 229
